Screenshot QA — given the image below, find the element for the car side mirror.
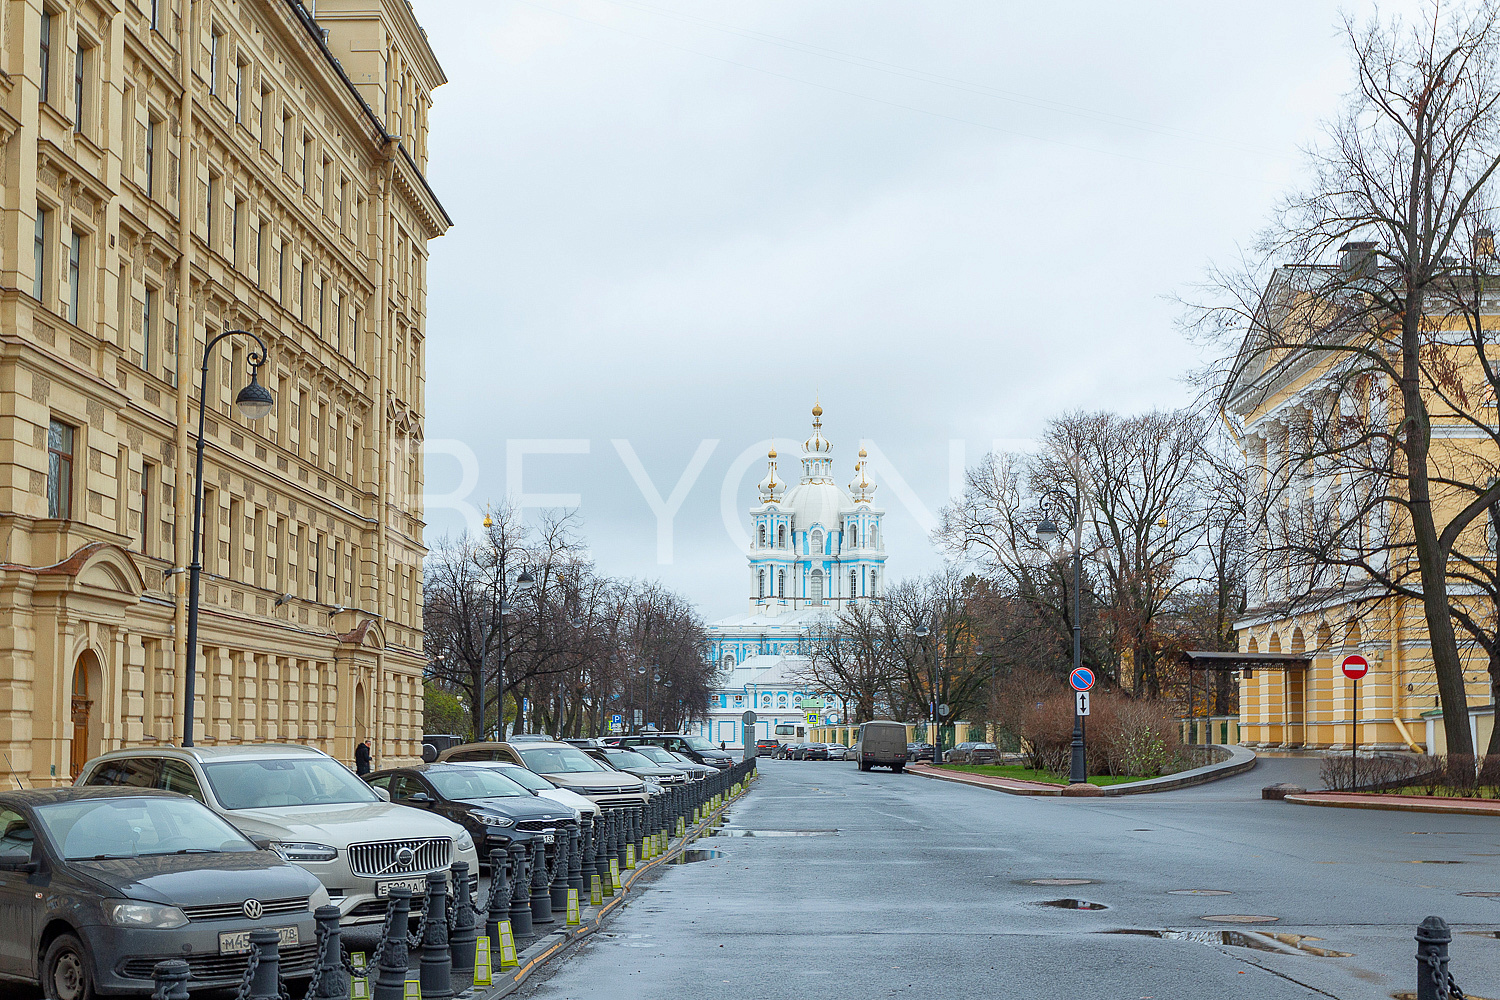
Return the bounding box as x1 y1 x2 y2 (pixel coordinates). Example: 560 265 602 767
0 856 39 874
249 837 274 851
371 786 391 802
406 792 433 805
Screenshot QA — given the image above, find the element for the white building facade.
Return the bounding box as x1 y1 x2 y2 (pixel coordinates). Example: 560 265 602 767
688 404 888 749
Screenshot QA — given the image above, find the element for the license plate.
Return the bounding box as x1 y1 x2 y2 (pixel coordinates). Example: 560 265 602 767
219 926 298 955
376 876 428 897
542 833 554 844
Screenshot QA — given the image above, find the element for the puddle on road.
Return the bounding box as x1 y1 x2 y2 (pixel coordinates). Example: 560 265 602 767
669 849 723 864
1409 860 1466 864
1167 889 1232 896
1024 878 1097 886
1461 891 1500 898
1107 928 1352 958
1035 898 1108 910
1200 914 1280 924
709 828 837 837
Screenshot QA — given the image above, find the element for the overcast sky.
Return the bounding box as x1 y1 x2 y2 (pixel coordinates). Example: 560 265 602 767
415 0 1418 617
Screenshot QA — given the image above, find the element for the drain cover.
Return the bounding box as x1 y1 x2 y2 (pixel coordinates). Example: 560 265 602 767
1028 878 1096 886
1201 914 1279 924
1168 889 1232 896
1460 891 1500 898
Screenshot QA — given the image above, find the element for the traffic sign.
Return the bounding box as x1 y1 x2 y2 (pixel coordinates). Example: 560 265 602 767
937 703 951 717
609 714 623 734
1341 654 1369 680
1069 667 1095 692
1076 691 1091 716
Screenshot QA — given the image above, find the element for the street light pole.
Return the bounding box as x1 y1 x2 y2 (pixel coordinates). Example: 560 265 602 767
183 331 274 748
1037 502 1087 786
913 624 932 760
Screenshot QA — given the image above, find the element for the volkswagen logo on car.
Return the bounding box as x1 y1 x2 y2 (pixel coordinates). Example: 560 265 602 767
243 899 264 920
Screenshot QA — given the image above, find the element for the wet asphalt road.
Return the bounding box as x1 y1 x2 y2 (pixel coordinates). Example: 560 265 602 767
516 756 1500 1000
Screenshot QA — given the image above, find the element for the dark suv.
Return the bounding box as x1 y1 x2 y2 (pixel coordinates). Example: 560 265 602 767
754 740 781 756
612 734 735 769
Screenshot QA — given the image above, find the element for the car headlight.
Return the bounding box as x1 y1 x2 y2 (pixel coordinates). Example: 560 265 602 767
468 812 513 828
455 832 475 853
274 842 339 862
103 900 188 929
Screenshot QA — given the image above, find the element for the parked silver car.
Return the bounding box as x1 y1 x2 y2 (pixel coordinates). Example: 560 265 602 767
76 744 479 927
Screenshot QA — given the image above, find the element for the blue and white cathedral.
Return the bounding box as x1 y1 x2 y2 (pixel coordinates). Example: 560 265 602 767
687 403 889 749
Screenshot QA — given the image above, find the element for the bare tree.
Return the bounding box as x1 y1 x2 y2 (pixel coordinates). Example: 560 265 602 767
1199 2 1500 753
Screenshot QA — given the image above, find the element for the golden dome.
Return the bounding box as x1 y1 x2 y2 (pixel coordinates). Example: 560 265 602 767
812 402 823 418
768 447 777 458
858 447 868 458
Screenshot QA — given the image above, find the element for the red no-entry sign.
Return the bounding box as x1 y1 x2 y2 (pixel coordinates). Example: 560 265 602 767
1341 654 1369 680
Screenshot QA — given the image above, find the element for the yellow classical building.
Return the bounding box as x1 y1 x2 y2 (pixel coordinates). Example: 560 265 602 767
0 0 447 784
1225 246 1495 754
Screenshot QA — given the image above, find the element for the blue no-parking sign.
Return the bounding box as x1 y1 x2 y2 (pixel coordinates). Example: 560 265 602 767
1069 667 1095 692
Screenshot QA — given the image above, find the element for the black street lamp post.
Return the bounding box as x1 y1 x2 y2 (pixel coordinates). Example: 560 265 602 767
183 330 275 747
913 624 935 761
1037 510 1087 785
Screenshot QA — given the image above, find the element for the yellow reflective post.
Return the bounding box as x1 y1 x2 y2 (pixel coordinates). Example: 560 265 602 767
566 888 581 925
626 844 635 870
403 982 421 1000
472 937 493 986
498 921 519 969
591 873 603 905
610 858 622 891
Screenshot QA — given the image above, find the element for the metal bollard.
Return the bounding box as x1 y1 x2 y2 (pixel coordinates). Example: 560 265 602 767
485 848 511 949
614 808 628 870
549 826 571 910
310 904 348 999
507 841 534 939
633 806 644 861
594 812 613 896
151 959 191 1000
418 870 454 1000
1416 915 1455 1000
245 928 282 1000
530 837 554 924
372 888 412 1000
568 822 584 891
450 861 477 974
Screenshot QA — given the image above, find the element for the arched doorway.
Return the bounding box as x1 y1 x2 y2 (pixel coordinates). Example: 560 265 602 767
70 651 102 779
354 680 368 741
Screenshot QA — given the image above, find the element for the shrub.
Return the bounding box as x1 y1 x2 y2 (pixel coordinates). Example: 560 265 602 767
1015 691 1183 778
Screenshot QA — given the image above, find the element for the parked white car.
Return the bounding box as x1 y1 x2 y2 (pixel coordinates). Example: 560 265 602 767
455 760 600 819
76 744 479 926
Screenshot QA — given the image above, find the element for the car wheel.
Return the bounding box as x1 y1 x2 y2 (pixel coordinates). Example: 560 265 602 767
892 764 904 773
43 933 94 1000
858 762 869 772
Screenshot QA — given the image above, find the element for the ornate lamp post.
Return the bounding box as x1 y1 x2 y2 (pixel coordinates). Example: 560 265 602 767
913 624 936 760
183 331 275 747
477 510 533 741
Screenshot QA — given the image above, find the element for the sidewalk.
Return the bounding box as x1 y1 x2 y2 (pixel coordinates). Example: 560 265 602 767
1285 791 1500 817
906 763 1062 796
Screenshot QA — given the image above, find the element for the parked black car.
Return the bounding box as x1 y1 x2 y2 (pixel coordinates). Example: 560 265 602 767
364 764 575 862
610 734 736 770
581 747 692 786
622 744 715 780
907 742 935 762
795 743 830 761
0 786 326 997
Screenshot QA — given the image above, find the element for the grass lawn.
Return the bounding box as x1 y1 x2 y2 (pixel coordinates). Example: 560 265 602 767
941 764 1151 787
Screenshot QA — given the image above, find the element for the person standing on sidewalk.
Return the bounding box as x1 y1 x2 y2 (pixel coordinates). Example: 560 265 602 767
355 738 372 775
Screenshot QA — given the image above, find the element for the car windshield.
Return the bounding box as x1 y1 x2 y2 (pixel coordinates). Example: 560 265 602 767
668 752 697 765
517 746 606 774
426 768 530 800
202 758 378 809
483 765 556 791
631 746 678 765
603 749 658 769
679 736 717 752
38 797 256 860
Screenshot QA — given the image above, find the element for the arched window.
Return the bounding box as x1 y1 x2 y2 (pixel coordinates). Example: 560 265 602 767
777 525 786 547
870 570 878 597
777 570 785 597
810 569 824 605
762 694 772 707
724 655 736 670
810 529 823 554
758 524 766 546
850 570 857 597
850 524 858 547
870 525 878 548
758 570 765 599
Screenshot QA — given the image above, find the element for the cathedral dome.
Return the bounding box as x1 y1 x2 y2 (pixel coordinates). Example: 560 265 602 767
781 480 851 534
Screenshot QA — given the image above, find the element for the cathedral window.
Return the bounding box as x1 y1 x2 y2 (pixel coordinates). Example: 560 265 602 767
870 570 878 596
850 524 858 547
850 570 857 597
811 529 823 554
777 525 786 547
778 570 785 597
758 570 765 599
758 524 766 546
871 525 878 547
810 569 824 605
724 655 736 670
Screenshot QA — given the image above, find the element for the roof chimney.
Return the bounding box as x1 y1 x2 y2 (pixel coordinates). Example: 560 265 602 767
1339 241 1378 280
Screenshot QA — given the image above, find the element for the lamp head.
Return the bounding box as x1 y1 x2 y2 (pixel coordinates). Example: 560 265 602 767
913 625 929 638
516 570 535 592
234 369 275 421
1035 518 1059 540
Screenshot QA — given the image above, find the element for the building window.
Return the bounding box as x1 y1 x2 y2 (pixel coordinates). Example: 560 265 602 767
150 0 159 31
142 287 155 368
757 570 765 599
145 117 157 197
47 418 75 518
234 60 246 123
811 529 823 554
757 524 765 546
870 525 878 548
850 524 858 547
67 230 82 324
74 42 87 133
870 570 878 597
777 525 785 547
33 209 47 301
850 570 857 597
777 570 785 598
139 461 155 553
209 27 222 96
810 570 824 605
39 12 52 104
